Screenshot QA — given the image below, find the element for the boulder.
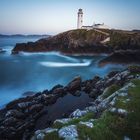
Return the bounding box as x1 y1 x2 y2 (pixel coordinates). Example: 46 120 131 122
2 117 18 126
79 121 94 128
28 104 43 113
81 80 92 93
106 71 119 78
58 125 78 139
72 90 82 97
67 76 82 92
89 89 100 98
70 109 88 118
52 87 65 96
5 109 25 119
54 118 72 125
18 102 32 109
36 133 45 140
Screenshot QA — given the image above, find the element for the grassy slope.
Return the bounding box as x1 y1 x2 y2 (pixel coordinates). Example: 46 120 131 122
43 78 140 140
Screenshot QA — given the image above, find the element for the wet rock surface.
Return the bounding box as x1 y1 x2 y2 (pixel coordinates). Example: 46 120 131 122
0 68 138 140
99 50 140 66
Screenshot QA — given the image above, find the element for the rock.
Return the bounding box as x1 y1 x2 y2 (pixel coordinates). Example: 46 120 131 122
35 130 42 135
95 80 105 90
51 84 63 92
81 80 92 93
3 117 18 126
85 106 98 113
109 108 128 117
67 76 82 92
42 89 49 94
72 90 82 97
43 128 58 134
99 51 140 66
124 136 131 140
79 121 94 128
58 125 78 139
70 109 88 118
34 128 58 140
54 118 72 124
28 104 43 113
117 108 128 116
12 29 112 54
52 87 65 96
46 95 58 105
109 107 117 113
118 92 128 97
5 109 25 119
18 102 31 109
128 65 140 73
89 89 100 98
36 133 45 140
106 71 119 78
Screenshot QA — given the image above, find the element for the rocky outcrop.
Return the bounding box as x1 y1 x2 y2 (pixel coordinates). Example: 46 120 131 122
99 50 140 66
12 29 140 55
0 66 139 140
12 29 110 54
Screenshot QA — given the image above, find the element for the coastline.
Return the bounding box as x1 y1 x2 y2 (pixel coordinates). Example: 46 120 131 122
0 66 140 139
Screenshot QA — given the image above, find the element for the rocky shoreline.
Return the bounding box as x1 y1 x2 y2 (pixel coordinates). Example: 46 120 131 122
11 29 140 66
0 66 140 140
99 50 140 66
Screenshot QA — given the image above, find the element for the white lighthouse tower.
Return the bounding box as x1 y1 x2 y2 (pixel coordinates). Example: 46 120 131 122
77 9 83 29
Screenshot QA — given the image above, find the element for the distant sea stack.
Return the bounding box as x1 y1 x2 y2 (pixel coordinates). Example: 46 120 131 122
12 29 140 55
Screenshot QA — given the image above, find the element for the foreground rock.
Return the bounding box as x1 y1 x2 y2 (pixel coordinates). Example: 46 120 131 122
31 67 140 140
0 66 139 140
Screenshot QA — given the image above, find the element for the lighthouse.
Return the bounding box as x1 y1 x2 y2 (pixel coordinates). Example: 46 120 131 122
77 9 83 29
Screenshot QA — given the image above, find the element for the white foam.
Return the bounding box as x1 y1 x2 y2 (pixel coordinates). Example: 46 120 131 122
20 52 79 62
39 60 91 67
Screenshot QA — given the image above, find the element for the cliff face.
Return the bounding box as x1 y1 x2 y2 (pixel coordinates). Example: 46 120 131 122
12 29 140 54
11 29 109 54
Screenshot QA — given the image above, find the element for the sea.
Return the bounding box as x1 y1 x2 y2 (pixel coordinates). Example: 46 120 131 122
0 36 125 107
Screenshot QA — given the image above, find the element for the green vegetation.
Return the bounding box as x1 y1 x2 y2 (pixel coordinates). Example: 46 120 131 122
44 131 62 140
128 65 140 75
77 79 140 140
42 79 140 140
102 84 121 99
108 31 140 49
125 79 140 139
53 112 94 129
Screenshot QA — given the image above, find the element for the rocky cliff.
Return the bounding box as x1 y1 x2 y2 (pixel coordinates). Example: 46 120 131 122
12 29 109 54
12 29 140 55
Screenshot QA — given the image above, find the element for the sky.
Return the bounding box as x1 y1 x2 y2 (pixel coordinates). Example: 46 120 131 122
0 0 140 35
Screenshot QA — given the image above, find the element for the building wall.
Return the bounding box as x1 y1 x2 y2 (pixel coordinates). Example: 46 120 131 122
77 9 83 29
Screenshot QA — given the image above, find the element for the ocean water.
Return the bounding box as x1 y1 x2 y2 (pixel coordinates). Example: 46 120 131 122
0 36 125 107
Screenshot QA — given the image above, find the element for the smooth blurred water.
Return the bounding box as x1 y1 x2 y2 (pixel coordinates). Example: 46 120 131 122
0 37 125 107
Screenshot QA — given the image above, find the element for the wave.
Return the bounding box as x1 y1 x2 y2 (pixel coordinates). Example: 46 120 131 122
39 60 91 67
19 52 79 62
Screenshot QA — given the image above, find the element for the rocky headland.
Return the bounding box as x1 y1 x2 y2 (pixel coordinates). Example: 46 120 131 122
0 65 140 140
11 29 140 65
